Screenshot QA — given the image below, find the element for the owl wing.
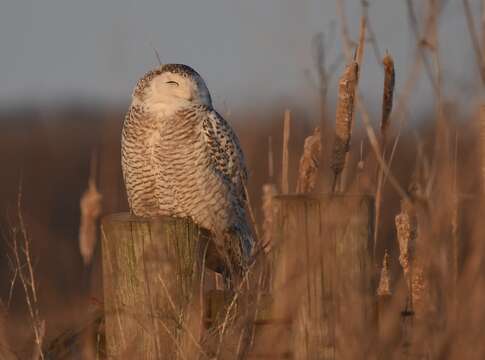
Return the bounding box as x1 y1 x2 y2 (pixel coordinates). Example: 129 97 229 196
201 108 248 197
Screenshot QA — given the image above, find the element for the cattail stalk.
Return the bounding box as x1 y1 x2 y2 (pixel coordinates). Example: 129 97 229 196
296 127 322 193
331 62 359 192
282 110 291 194
482 0 485 59
31 320 46 360
356 16 366 69
374 53 396 257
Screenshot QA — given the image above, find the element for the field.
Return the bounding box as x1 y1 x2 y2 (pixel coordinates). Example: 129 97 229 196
1 2 485 359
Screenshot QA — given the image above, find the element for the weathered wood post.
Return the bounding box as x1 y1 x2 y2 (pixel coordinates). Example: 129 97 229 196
101 213 208 359
269 194 376 359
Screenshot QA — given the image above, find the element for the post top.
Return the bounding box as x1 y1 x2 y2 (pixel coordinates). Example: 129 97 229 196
274 193 374 201
101 212 191 224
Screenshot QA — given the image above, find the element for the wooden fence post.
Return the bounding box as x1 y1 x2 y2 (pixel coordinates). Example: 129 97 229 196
269 194 376 359
101 213 209 359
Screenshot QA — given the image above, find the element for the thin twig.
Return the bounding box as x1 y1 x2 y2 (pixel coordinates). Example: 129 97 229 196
405 0 440 93
11 177 45 360
462 0 485 85
360 0 383 63
356 93 411 203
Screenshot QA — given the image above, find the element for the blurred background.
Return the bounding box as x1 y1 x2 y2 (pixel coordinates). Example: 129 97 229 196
0 0 475 109
0 0 481 357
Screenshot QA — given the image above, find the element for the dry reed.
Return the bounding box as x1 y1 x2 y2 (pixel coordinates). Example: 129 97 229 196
267 136 274 180
480 105 485 194
261 183 277 251
296 127 322 193
31 320 46 360
262 134 278 251
463 0 485 84
281 110 291 194
356 16 366 69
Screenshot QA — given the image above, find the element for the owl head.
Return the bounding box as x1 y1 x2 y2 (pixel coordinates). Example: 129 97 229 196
133 64 212 109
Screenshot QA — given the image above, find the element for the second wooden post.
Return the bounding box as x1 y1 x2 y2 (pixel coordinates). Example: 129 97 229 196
270 194 376 359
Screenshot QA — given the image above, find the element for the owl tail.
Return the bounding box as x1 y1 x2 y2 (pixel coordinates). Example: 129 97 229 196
221 222 254 281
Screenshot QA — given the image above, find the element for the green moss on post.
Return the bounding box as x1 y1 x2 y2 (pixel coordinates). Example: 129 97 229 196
101 213 206 359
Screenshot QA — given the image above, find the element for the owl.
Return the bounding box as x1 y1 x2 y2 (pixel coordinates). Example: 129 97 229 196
121 64 253 276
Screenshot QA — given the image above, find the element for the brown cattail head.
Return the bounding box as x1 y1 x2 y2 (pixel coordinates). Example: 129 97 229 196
377 250 392 297
381 53 395 137
395 199 416 279
331 61 359 181
79 175 103 266
296 127 322 193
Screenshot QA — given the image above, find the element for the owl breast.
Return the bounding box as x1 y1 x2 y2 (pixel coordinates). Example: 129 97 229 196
121 104 236 236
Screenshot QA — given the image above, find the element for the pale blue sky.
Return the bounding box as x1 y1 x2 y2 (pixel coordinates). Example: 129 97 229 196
0 0 476 113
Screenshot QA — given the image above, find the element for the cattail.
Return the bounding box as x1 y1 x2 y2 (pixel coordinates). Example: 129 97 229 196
331 61 359 191
79 152 102 266
380 53 395 141
296 127 322 193
395 198 428 319
395 199 416 280
374 53 395 256
377 250 391 297
281 110 291 194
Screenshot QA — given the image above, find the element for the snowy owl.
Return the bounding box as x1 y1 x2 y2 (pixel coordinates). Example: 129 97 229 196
121 63 253 276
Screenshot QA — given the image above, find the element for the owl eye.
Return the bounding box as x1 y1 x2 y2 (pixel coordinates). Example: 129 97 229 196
166 81 179 86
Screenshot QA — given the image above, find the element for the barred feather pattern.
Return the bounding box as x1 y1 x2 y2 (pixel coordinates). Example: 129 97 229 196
122 102 253 271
